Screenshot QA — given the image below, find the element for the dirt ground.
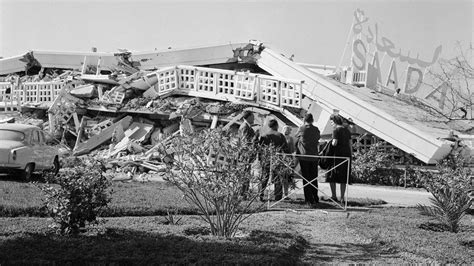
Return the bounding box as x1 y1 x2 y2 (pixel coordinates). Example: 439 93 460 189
239 210 430 264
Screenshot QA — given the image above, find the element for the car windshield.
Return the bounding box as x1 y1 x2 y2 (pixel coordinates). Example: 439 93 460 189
0 130 25 141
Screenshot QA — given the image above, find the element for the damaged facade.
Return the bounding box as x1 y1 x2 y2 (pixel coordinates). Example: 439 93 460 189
0 40 472 178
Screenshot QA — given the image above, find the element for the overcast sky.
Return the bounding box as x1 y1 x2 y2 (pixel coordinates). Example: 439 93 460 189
0 0 472 66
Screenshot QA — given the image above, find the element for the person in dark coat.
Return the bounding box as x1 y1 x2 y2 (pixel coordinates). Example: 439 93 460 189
238 110 256 143
326 114 352 203
238 110 258 199
295 113 321 204
259 119 289 201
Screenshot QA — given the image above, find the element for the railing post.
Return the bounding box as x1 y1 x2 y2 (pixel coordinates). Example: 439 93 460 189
36 84 40 103
298 81 303 107
255 75 260 105
277 80 281 108
193 68 198 92
213 71 218 95
173 67 179 92
50 83 55 103
22 83 26 104
156 71 162 95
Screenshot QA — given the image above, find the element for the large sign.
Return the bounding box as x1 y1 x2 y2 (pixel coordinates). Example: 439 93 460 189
350 9 447 109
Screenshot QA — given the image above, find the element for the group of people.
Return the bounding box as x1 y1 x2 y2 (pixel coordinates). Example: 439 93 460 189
238 110 352 205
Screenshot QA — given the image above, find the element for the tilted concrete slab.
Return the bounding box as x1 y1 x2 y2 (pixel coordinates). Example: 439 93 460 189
0 54 27 74
257 47 454 164
0 43 248 74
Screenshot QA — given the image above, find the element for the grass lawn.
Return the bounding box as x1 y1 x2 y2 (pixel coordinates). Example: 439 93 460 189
348 207 474 264
0 216 307 264
0 179 472 264
0 180 197 217
0 179 385 217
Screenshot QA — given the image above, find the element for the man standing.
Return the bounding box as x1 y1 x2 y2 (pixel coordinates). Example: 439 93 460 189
238 110 256 142
295 113 320 205
259 119 289 201
238 110 257 199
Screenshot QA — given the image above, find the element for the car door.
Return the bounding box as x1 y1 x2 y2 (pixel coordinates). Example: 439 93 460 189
40 130 55 169
30 130 44 170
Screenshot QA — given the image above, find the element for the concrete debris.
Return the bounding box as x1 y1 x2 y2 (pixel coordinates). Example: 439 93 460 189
150 127 164 145
125 122 154 143
20 52 42 76
0 45 350 181
74 116 133 156
0 62 281 181
70 84 96 98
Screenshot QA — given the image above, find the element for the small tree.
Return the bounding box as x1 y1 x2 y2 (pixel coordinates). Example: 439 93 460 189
424 43 473 120
41 158 112 235
164 128 279 237
417 152 472 233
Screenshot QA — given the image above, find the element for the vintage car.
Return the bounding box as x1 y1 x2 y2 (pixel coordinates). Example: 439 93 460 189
0 123 60 180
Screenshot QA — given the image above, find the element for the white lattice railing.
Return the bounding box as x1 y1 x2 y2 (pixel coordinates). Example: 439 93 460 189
0 81 66 111
0 65 303 110
151 65 302 109
19 82 64 103
0 84 20 111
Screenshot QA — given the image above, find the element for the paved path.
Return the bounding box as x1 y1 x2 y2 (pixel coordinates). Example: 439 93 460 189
292 180 432 207
127 173 433 207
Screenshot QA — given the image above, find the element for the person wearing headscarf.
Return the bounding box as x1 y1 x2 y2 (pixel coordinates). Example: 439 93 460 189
326 114 352 203
281 125 296 197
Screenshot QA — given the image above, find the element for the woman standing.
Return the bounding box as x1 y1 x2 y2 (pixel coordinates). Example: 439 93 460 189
326 114 352 203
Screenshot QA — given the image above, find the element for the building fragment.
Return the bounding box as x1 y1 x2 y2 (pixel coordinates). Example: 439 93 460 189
0 41 472 176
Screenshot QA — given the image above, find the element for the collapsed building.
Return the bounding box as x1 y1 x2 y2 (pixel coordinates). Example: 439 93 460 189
0 41 472 178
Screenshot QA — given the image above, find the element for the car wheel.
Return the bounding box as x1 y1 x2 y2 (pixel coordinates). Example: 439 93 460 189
22 163 35 182
52 157 60 176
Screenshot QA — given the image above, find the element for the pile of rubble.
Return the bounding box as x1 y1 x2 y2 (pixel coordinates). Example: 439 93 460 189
1 60 294 181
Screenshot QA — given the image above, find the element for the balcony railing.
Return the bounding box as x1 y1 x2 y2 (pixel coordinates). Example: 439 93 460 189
0 65 303 111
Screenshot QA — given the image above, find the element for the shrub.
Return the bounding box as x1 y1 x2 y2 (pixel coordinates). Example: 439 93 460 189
417 152 473 233
351 143 434 188
164 128 279 237
352 142 396 184
40 158 112 235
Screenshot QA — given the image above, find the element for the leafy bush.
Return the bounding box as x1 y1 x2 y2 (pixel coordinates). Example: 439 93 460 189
164 128 280 237
352 143 397 184
40 158 112 235
417 152 473 233
351 143 435 188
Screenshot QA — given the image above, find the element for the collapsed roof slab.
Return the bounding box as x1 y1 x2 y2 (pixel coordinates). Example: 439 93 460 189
0 54 27 74
0 43 248 75
257 47 453 164
132 43 248 69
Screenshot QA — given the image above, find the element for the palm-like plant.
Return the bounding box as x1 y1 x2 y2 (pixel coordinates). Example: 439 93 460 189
417 186 472 233
417 152 472 233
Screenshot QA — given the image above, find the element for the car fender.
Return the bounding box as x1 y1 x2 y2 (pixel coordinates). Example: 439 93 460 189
10 146 32 169
43 144 59 161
